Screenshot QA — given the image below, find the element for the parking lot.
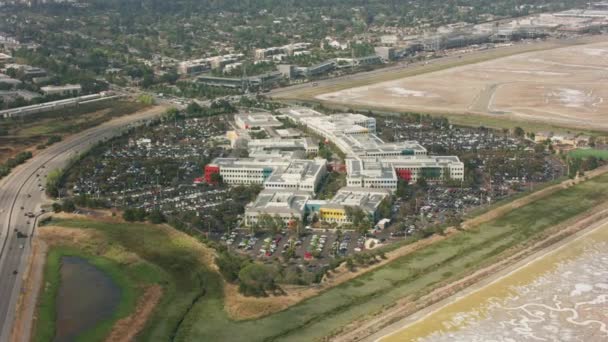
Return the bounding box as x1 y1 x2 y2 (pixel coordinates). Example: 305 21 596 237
376 116 524 153
211 226 400 268
64 115 232 213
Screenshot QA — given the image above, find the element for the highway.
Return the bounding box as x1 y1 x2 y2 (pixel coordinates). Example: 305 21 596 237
0 105 167 341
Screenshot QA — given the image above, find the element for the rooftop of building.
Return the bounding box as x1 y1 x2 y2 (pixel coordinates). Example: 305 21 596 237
235 112 282 127
347 159 396 179
210 157 290 169
276 128 302 138
278 107 326 120
40 84 82 91
342 134 426 156
265 158 326 184
329 187 391 211
248 148 306 160
247 189 312 215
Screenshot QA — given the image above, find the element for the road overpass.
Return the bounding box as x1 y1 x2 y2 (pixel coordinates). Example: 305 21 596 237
0 105 167 341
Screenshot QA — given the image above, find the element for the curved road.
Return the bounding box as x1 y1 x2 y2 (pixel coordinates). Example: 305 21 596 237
0 105 167 341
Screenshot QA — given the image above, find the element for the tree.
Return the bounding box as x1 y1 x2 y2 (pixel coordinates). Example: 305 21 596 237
45 169 64 198
210 172 223 185
416 177 428 190
346 257 355 271
162 107 182 122
148 209 165 224
62 199 76 213
581 156 599 171
123 208 146 222
396 179 409 199
238 263 277 297
377 197 392 219
216 251 249 283
513 126 525 137
256 213 274 231
186 101 203 115
271 214 284 234
123 208 136 222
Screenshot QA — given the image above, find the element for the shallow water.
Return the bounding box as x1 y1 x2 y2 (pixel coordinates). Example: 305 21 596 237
54 256 121 342
382 223 608 342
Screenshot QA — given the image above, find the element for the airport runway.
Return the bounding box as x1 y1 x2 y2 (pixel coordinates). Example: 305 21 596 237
0 105 167 341
268 37 588 101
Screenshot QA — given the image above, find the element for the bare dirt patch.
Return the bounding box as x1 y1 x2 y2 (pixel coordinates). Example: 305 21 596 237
104 285 163 342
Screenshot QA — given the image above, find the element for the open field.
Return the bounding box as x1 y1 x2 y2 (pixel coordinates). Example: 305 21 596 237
29 170 608 341
0 101 149 165
316 39 608 131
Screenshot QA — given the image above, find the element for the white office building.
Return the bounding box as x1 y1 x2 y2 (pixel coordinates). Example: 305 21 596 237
279 107 464 189
235 112 283 130
206 157 327 194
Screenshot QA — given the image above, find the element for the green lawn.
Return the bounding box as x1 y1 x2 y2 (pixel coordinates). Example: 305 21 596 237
41 172 608 341
33 246 167 342
568 149 608 160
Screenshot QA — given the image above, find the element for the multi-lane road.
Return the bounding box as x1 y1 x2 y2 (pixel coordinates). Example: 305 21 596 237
0 105 167 341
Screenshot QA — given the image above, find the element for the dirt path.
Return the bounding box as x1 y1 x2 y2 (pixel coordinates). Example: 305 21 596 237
104 285 163 342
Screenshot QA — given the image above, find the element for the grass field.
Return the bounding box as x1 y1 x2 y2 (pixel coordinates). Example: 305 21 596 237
568 149 608 160
33 245 166 342
38 172 608 341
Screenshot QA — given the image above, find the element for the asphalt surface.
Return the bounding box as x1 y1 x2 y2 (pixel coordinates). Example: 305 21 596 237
0 105 167 341
268 37 582 100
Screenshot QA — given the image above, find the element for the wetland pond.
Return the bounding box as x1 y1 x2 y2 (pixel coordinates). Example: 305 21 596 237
54 256 121 342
